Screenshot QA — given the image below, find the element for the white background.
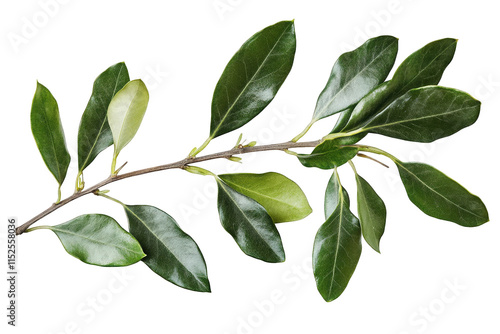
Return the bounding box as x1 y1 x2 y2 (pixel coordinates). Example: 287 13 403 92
1 0 499 333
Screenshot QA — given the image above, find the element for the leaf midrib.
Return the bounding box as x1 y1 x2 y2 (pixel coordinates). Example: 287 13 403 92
364 104 474 133
220 178 299 211
327 189 345 298
315 39 397 120
124 206 207 287
397 162 484 219
219 181 280 257
38 95 63 183
394 41 455 94
211 22 292 137
51 226 143 256
115 83 141 152
79 65 126 172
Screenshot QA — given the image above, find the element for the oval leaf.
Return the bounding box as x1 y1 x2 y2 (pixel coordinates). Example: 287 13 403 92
396 161 489 227
312 36 398 121
31 82 71 186
355 175 386 253
298 141 359 170
363 86 480 142
210 20 296 138
107 79 149 155
77 62 130 172
314 187 362 302
218 173 312 223
123 204 210 292
216 179 285 263
48 214 145 266
390 38 457 96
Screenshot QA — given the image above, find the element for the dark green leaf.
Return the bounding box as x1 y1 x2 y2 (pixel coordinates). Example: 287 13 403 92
341 81 393 131
48 214 145 267
218 172 312 223
331 107 355 133
314 186 362 302
340 39 456 133
313 36 398 121
324 171 342 219
31 82 71 186
77 62 130 172
298 141 359 170
108 79 149 156
363 86 480 142
396 161 489 227
216 179 285 263
210 20 296 138
124 204 210 292
328 107 368 145
390 38 457 96
355 175 386 252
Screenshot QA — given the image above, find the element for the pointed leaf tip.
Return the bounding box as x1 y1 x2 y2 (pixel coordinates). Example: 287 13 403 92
124 204 211 292
210 20 296 138
216 179 285 263
31 82 71 186
78 62 130 172
49 214 145 267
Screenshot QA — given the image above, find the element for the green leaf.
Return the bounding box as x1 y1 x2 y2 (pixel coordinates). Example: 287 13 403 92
124 204 211 292
210 20 296 139
77 62 130 172
298 141 359 170
48 214 145 267
216 178 285 263
340 38 456 133
107 79 149 156
396 161 489 227
324 171 342 219
355 175 386 253
312 36 398 121
314 184 362 302
218 172 312 223
31 82 71 186
390 38 457 96
341 81 392 131
362 86 480 142
331 107 355 133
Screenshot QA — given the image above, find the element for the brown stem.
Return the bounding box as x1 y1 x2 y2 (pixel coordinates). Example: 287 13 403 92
16 139 321 235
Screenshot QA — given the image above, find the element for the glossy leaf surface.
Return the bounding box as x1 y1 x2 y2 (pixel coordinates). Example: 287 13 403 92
77 62 130 172
107 79 149 155
218 172 312 223
341 38 456 133
342 81 392 131
313 36 398 121
31 82 71 185
298 141 359 170
216 179 285 263
124 204 210 292
314 185 362 302
390 38 457 96
210 21 296 138
355 175 386 252
324 171 342 219
396 161 488 227
363 86 480 142
49 214 145 266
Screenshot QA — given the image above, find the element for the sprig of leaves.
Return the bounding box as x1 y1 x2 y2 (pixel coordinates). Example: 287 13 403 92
25 21 489 302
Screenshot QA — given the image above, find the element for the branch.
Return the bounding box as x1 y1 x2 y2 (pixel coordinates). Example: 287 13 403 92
16 139 321 235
